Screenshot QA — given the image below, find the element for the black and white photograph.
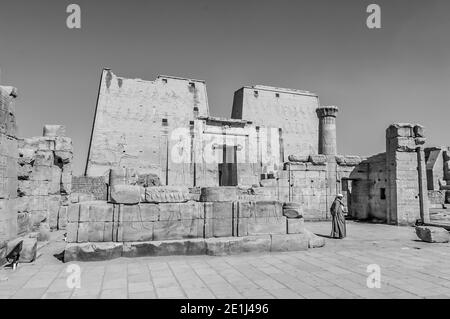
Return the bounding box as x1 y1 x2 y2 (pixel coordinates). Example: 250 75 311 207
0 0 450 308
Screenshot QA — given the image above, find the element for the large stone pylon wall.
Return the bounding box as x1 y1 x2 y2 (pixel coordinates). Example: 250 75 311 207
0 86 18 242
86 69 210 182
231 85 319 159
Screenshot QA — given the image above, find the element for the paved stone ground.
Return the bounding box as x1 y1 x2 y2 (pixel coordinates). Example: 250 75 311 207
0 221 450 299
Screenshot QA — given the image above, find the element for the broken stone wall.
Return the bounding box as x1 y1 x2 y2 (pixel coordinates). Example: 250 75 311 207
231 86 319 160
86 69 209 182
348 153 387 221
72 176 107 200
385 124 429 225
17 125 73 232
0 86 18 247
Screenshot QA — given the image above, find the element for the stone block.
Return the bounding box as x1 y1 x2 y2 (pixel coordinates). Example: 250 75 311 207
287 217 305 234
204 218 233 238
159 201 204 221
64 242 123 262
78 201 114 222
117 221 154 242
288 155 309 162
119 203 159 222
238 201 283 218
48 195 61 229
122 239 206 258
232 235 271 254
308 155 327 165
270 234 309 252
30 166 53 181
67 203 81 223
200 186 238 202
205 235 271 256
283 202 302 218
415 226 450 243
57 206 68 230
153 219 204 241
386 124 413 139
109 167 138 186
18 180 48 196
109 185 141 204
17 212 32 235
204 201 234 219
66 222 78 243
55 137 72 151
144 186 190 203
238 216 287 236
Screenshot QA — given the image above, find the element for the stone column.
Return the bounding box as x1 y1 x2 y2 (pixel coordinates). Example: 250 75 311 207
316 106 339 156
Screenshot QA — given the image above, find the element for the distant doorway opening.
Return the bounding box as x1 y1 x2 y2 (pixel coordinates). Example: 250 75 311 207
219 145 238 186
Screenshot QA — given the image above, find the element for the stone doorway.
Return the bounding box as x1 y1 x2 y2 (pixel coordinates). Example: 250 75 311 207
219 145 238 186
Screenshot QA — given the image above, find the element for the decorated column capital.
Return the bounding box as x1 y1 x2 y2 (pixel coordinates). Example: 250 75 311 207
316 105 339 118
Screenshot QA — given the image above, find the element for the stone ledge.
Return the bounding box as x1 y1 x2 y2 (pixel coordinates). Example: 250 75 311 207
63 233 320 262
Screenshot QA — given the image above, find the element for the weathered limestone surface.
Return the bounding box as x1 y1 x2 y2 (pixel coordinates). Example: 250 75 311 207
64 234 311 261
415 225 450 243
386 124 429 225
0 86 18 244
349 153 387 221
72 176 107 200
17 128 73 231
231 85 320 159
86 70 209 179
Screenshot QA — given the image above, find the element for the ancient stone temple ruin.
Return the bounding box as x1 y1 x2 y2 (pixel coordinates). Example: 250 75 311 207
1 69 449 263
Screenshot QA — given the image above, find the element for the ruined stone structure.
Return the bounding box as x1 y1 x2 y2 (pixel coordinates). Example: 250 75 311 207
17 125 73 233
2 69 448 264
0 86 18 245
347 124 431 225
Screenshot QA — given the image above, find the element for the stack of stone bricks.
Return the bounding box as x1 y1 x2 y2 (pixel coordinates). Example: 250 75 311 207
17 125 73 232
0 86 18 244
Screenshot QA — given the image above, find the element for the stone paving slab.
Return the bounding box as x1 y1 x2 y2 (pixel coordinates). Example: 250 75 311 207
0 221 449 299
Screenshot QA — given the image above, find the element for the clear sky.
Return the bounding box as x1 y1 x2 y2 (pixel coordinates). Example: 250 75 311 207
1 0 449 175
